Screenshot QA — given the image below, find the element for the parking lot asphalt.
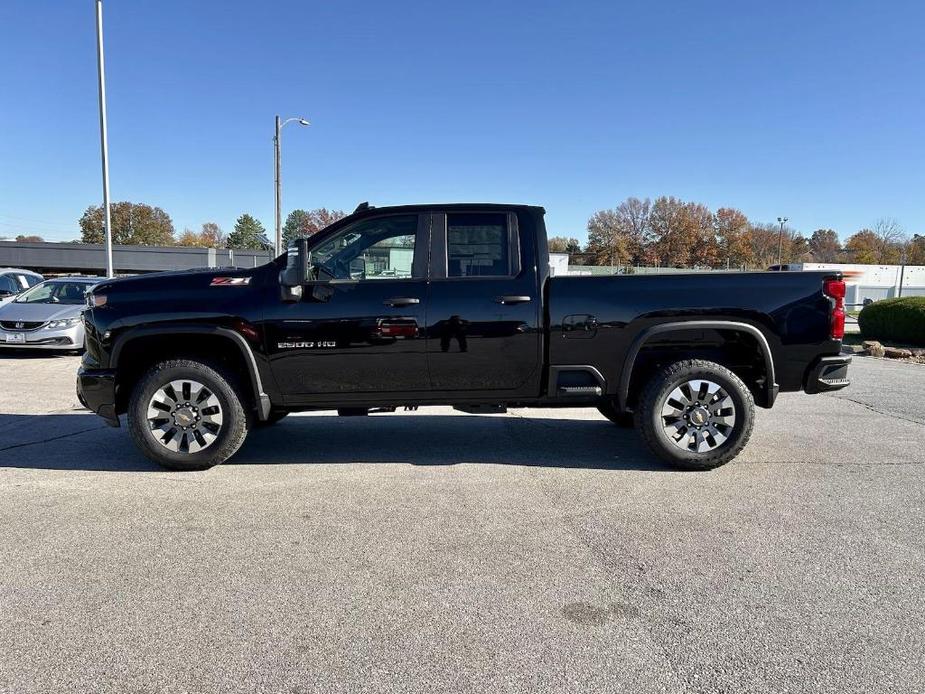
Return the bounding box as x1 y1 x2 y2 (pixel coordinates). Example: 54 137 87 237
0 351 922 694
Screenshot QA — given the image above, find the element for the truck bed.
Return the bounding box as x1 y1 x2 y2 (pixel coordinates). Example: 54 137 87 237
547 270 843 395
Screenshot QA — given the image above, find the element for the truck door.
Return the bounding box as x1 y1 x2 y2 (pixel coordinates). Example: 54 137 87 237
424 211 542 395
263 213 430 401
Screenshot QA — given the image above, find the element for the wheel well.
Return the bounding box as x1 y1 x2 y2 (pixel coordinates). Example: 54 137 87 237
624 329 771 409
113 333 255 415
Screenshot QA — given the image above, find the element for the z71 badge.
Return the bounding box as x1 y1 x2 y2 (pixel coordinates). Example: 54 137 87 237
210 277 251 286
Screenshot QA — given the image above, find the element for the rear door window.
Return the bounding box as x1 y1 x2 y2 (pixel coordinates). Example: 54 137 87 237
446 213 512 277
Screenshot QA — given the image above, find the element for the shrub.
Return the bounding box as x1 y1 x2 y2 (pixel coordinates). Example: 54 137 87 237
858 296 925 346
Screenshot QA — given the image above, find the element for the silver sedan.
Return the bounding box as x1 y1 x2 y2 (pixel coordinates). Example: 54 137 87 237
0 277 100 352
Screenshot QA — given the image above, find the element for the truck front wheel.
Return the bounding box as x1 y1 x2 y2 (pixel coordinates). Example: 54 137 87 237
635 359 754 470
127 359 250 471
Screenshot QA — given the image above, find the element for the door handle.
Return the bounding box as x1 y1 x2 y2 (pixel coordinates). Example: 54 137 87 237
495 295 532 305
384 297 420 307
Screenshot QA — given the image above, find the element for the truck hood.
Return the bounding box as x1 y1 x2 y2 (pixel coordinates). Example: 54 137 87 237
92 267 262 295
0 301 84 322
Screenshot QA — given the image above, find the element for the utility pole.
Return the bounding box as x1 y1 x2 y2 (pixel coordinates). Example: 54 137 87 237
274 116 281 257
95 0 114 277
274 115 310 256
777 216 788 268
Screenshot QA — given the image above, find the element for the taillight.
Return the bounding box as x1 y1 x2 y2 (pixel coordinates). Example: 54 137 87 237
823 278 846 340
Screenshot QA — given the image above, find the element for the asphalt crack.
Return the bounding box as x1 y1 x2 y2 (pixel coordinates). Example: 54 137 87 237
0 425 107 453
823 393 925 427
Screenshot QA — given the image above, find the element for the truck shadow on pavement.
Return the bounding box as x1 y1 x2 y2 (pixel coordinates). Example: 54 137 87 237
0 412 666 472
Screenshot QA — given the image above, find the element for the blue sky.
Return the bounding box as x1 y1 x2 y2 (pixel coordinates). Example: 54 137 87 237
1 1 923 243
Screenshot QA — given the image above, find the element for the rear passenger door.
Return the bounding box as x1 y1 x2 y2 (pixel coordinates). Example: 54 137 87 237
424 211 542 395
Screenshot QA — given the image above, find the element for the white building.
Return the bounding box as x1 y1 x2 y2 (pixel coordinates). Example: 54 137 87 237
777 263 925 306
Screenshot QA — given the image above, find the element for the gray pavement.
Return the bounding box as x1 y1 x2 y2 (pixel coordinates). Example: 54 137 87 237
0 351 923 693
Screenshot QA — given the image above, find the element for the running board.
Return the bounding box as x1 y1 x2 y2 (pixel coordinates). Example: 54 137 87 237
557 385 603 396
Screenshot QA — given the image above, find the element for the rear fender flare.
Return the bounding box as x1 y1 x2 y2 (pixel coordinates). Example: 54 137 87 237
617 320 776 411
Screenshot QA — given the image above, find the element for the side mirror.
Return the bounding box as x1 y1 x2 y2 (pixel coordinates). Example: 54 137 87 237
280 238 311 287
279 237 311 302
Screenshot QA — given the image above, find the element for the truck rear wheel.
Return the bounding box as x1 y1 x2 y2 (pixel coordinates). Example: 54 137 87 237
635 359 754 470
127 359 250 471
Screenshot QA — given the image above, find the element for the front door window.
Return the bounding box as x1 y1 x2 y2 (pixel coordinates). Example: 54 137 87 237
309 215 419 281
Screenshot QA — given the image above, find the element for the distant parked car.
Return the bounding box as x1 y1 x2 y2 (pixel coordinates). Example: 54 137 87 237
0 276 100 352
0 268 43 306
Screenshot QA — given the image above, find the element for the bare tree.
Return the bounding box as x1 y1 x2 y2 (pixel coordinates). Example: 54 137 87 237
872 217 906 263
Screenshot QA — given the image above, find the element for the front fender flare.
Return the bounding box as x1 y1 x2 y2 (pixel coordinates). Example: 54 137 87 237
111 324 272 420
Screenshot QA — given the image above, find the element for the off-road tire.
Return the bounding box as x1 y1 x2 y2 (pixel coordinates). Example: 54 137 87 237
128 359 249 471
597 399 634 428
635 359 755 471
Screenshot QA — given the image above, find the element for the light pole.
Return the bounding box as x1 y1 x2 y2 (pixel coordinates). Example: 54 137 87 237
274 115 310 256
94 0 114 277
777 216 788 268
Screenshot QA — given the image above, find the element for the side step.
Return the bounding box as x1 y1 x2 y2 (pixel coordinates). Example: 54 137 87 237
557 385 602 396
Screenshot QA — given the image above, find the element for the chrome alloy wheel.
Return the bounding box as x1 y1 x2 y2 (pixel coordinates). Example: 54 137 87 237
660 379 736 453
146 379 223 454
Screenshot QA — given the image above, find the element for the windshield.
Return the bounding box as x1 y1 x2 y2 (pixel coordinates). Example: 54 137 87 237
15 280 92 305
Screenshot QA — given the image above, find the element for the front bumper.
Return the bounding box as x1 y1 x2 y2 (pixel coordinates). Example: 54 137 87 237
804 355 851 394
0 324 84 350
77 367 120 427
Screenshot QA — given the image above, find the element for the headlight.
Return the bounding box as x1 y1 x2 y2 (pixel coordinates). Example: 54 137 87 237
44 318 80 330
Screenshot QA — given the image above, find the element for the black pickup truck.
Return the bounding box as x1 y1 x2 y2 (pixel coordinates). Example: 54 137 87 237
78 203 850 471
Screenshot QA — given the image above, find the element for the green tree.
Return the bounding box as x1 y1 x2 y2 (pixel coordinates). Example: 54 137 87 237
282 208 347 246
79 202 175 245
809 229 841 262
15 234 44 243
226 214 267 250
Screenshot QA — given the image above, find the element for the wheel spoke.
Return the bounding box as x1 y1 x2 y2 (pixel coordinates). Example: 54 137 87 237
661 377 736 454
147 378 223 456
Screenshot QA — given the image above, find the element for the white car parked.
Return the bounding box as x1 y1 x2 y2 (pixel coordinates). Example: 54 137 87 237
0 276 100 352
0 268 43 306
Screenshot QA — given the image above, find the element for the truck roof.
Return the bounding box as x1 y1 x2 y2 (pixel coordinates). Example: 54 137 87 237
348 202 546 219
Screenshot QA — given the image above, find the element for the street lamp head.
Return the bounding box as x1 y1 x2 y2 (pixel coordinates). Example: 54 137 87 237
298 118 311 126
